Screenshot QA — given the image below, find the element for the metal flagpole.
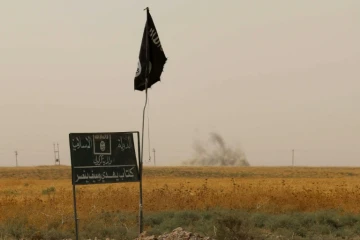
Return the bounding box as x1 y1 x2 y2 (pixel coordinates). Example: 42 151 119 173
139 83 147 235
139 6 150 235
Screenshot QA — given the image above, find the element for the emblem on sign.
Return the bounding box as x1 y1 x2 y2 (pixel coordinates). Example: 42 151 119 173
100 141 106 151
93 134 112 155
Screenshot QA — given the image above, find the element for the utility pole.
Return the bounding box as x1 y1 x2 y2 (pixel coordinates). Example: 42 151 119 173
15 150 18 167
152 148 156 166
54 143 60 165
292 149 295 167
57 143 60 165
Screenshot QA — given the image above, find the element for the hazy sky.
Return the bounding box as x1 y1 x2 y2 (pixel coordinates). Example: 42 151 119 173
0 0 359 167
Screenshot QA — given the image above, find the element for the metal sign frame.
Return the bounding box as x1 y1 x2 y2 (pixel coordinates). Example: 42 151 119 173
69 131 143 240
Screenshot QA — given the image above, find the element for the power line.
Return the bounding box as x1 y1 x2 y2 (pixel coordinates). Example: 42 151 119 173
54 143 60 165
153 148 156 166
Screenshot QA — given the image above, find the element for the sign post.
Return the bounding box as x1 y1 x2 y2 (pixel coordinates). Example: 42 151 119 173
69 131 141 239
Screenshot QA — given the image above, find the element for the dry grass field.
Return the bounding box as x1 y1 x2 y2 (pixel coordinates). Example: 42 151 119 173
1 165 360 239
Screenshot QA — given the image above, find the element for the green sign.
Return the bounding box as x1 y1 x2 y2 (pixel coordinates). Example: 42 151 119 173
69 132 140 185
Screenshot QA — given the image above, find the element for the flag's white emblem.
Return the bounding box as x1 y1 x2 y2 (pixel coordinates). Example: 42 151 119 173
135 60 141 77
135 61 152 78
100 141 106 152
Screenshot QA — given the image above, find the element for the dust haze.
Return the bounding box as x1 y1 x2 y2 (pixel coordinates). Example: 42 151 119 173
183 132 250 166
0 1 359 167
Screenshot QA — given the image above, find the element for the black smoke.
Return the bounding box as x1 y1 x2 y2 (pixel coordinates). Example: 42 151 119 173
183 132 250 166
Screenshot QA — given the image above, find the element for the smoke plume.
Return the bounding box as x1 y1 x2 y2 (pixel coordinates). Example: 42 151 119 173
183 132 250 166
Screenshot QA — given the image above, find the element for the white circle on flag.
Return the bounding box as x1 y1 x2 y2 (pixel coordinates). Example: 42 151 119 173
135 60 152 77
135 60 141 77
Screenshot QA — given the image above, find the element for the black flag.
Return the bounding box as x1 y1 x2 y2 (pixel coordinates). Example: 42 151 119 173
134 8 167 91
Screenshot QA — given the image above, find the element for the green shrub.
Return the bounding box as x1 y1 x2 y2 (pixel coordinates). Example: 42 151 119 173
215 214 258 240
42 186 56 195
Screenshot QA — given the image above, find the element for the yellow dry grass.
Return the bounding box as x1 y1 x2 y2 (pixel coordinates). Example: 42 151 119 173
1 165 360 230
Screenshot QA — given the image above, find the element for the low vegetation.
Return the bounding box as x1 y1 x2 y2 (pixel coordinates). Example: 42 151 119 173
0 166 360 239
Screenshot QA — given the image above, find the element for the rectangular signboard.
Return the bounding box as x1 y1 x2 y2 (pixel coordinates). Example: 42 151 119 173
69 132 140 185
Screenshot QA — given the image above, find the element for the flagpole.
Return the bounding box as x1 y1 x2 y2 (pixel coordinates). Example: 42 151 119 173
139 6 149 235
